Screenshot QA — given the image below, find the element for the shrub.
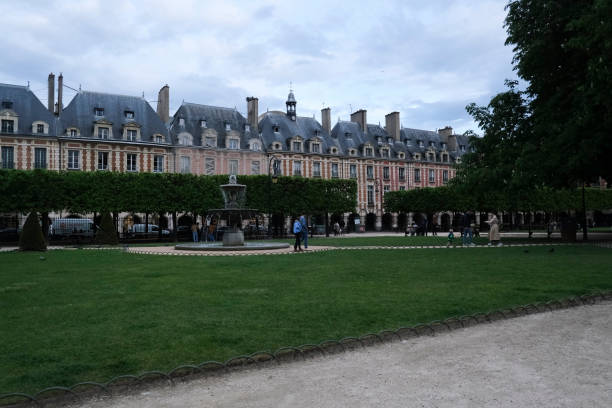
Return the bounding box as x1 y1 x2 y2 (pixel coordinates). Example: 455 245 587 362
96 212 119 245
19 212 47 251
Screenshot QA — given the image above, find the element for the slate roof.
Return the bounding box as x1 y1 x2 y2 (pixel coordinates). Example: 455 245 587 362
60 91 168 142
259 112 334 154
169 103 252 148
0 83 58 136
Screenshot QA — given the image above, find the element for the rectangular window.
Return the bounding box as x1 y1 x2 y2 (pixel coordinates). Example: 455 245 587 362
384 185 390 194
414 168 421 182
313 161 321 177
126 129 137 141
367 185 374 206
399 186 406 191
1 119 14 133
1 101 12 109
68 150 79 170
124 111 134 119
293 160 302 176
154 135 164 143
204 136 216 147
350 164 357 179
180 156 190 173
251 160 260 175
365 147 373 156
97 152 108 170
1 146 14 169
429 169 435 183
127 153 137 172
200 120 207 128
443 170 449 183
229 159 238 175
153 155 164 173
70 129 77 137
383 166 389 180
228 139 239 149
98 127 109 139
36 124 44 134
331 163 339 178
205 158 215 175
311 143 320 153
95 108 104 116
225 123 231 131
34 148 47 169
292 141 301 152
398 167 405 181
366 165 374 179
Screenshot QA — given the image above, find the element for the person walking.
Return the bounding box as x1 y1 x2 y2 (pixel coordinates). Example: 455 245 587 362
447 228 455 247
191 222 199 242
293 217 303 252
461 212 474 246
486 214 501 246
299 214 308 249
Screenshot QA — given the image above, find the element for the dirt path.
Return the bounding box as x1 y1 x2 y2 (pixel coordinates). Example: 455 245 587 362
72 302 612 408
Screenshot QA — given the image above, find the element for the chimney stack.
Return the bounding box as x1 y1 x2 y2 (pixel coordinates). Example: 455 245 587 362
350 109 367 134
156 85 170 123
438 126 456 150
47 73 55 114
246 97 259 132
57 73 63 115
321 107 331 134
385 112 400 141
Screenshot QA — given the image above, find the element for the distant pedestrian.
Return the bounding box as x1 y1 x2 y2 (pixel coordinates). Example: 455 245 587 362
447 229 455 247
300 214 308 249
293 218 303 252
191 222 199 242
333 221 340 236
461 212 474 246
486 214 501 246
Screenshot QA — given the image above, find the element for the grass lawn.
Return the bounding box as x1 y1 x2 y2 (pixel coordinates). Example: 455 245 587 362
1 245 611 395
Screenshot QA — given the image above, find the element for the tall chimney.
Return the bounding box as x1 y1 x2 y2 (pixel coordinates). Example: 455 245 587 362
350 109 367 134
156 84 170 123
385 112 400 141
47 73 55 113
246 97 259 132
57 73 63 115
438 126 456 150
321 107 331 134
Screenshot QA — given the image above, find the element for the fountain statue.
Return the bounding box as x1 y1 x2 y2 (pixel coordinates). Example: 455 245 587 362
174 175 289 252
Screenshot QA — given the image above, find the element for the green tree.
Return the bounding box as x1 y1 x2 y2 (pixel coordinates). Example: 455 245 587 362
19 212 47 251
95 211 119 245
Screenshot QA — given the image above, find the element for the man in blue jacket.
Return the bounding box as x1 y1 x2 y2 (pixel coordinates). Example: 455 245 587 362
293 217 303 252
299 214 308 250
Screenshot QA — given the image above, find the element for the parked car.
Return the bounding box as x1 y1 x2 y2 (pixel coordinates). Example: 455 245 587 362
129 224 170 237
50 218 95 238
0 227 19 242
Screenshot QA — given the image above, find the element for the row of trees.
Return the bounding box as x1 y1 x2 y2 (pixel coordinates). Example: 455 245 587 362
384 186 612 215
0 170 357 216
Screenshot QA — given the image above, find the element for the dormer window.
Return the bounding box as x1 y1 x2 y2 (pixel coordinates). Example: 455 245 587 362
126 129 137 141
344 132 352 139
349 148 357 156
95 108 104 117
225 122 231 131
250 141 261 151
154 134 164 143
441 142 447 150
414 153 421 160
428 153 435 161
292 141 302 152
124 111 134 119
442 153 448 162
36 124 44 134
365 147 373 156
69 128 78 137
98 127 109 139
377 136 382 145
388 137 394 144
228 138 240 149
381 148 390 158
418 140 424 148
179 118 185 127
460 145 466 152
200 119 207 128
311 143 320 153
204 136 216 147
1 101 12 109
178 132 192 145
314 129 320 137
330 147 338 154
429 141 435 147
245 124 250 132
398 152 405 159
273 125 280 133
273 142 281 150
405 139 411 146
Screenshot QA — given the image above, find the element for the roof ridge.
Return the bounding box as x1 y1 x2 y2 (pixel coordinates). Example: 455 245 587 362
183 102 237 111
81 90 145 100
0 83 29 90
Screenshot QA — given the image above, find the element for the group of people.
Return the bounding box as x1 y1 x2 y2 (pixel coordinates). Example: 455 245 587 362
191 222 216 242
292 215 309 252
446 212 501 247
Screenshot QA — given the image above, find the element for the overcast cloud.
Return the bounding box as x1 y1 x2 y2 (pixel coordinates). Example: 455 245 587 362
0 0 517 134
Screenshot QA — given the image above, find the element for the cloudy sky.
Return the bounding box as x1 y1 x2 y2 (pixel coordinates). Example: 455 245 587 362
1 0 517 134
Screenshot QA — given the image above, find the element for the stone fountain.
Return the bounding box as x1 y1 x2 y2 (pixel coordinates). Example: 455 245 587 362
175 175 289 251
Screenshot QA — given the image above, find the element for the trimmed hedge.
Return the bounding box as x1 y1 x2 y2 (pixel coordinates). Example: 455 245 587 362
18 212 47 251
95 212 119 245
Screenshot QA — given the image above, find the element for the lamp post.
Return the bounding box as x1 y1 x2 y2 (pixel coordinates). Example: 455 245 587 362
268 155 280 237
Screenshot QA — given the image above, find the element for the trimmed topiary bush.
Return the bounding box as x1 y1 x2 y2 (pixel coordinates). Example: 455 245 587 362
96 211 119 245
19 211 47 251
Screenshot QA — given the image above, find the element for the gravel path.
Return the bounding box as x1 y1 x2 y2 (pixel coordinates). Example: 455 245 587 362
73 302 612 408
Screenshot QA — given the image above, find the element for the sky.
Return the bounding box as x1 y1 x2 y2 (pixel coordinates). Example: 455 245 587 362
0 0 518 134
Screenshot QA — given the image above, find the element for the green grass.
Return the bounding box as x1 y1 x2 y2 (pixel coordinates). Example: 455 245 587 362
1 246 611 395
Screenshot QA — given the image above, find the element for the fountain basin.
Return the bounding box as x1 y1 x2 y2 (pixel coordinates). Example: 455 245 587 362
175 242 290 251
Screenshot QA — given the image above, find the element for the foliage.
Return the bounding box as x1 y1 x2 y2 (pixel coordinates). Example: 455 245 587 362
384 186 612 214
18 212 47 251
95 212 119 245
0 170 357 216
